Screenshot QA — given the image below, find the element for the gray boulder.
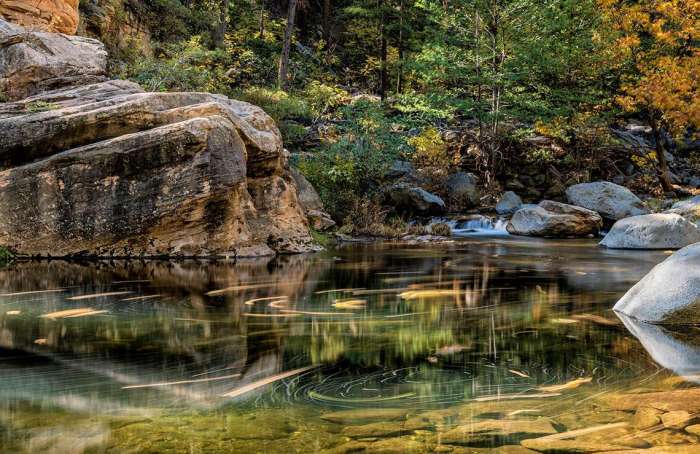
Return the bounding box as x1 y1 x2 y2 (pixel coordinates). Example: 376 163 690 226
445 171 480 209
289 167 335 231
495 191 522 215
600 213 700 250
666 195 700 223
0 19 107 101
566 181 649 220
384 160 416 180
614 243 700 324
386 183 446 215
507 200 602 238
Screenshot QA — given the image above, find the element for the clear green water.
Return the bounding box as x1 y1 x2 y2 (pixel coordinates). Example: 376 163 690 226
1 237 699 453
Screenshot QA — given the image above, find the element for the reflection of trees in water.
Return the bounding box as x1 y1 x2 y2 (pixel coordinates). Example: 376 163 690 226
0 242 668 410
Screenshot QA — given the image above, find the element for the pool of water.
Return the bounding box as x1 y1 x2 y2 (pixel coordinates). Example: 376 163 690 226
1 237 699 453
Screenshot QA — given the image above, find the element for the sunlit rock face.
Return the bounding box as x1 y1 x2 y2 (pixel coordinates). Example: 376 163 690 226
0 19 107 101
601 213 700 250
0 0 78 34
614 243 700 324
507 200 602 238
0 19 317 257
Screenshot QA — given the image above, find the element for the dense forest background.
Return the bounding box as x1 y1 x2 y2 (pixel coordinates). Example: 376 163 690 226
79 0 699 229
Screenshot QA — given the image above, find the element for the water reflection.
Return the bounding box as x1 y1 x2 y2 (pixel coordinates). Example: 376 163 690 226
0 238 697 452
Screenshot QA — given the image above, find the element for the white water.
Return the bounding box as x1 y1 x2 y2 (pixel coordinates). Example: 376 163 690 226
430 216 509 236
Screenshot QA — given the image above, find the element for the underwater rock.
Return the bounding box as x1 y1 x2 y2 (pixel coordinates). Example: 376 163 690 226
632 406 663 430
660 411 696 430
613 244 700 324
520 438 626 453
320 408 410 424
341 419 429 438
600 213 700 250
440 418 558 446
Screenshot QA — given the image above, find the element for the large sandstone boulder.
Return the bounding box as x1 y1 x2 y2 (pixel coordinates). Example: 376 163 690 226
445 171 480 210
507 200 602 238
614 243 700 324
496 191 522 215
0 0 78 34
385 183 446 215
0 20 317 257
289 167 335 231
566 181 649 220
666 195 700 223
600 213 700 249
0 19 107 101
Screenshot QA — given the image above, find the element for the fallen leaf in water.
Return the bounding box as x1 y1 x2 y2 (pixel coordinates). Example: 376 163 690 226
279 309 353 316
399 289 460 300
571 314 618 326
551 318 578 324
436 344 468 356
67 291 132 301
40 308 97 319
244 296 288 306
221 366 315 398
123 373 241 389
427 356 438 363
0 289 65 297
332 299 367 309
315 288 364 294
308 391 415 403
206 284 272 296
473 392 561 402
5 310 20 315
121 295 161 302
508 409 540 416
34 338 47 345
65 310 109 318
509 369 530 378
538 377 592 392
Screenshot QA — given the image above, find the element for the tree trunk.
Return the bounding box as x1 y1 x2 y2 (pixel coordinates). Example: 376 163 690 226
379 4 388 101
396 0 404 93
278 0 298 90
323 0 331 49
259 0 265 38
215 0 229 48
650 117 675 192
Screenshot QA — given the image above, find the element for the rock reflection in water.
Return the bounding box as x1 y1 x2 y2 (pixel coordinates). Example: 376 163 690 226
0 238 698 452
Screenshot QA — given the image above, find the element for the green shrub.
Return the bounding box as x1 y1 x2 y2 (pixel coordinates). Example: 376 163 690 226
430 222 452 237
0 247 13 265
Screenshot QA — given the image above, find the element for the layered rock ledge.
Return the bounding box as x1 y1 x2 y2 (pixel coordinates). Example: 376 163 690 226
0 19 319 258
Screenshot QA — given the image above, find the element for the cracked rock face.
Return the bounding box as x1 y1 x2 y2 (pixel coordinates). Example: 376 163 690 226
0 19 318 257
0 0 79 34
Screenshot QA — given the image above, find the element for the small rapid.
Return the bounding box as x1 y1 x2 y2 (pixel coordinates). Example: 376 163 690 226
430 215 509 236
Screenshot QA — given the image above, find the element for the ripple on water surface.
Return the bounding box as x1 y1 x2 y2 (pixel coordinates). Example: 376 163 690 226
0 238 698 452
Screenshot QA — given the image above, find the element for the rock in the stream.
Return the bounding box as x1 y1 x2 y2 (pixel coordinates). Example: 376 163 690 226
496 191 523 215
613 243 700 324
666 195 700 223
0 19 317 257
566 181 649 220
507 201 602 238
600 213 700 250
290 167 335 230
385 183 446 215
0 19 107 101
520 438 627 453
440 418 558 446
445 171 480 210
0 0 78 34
